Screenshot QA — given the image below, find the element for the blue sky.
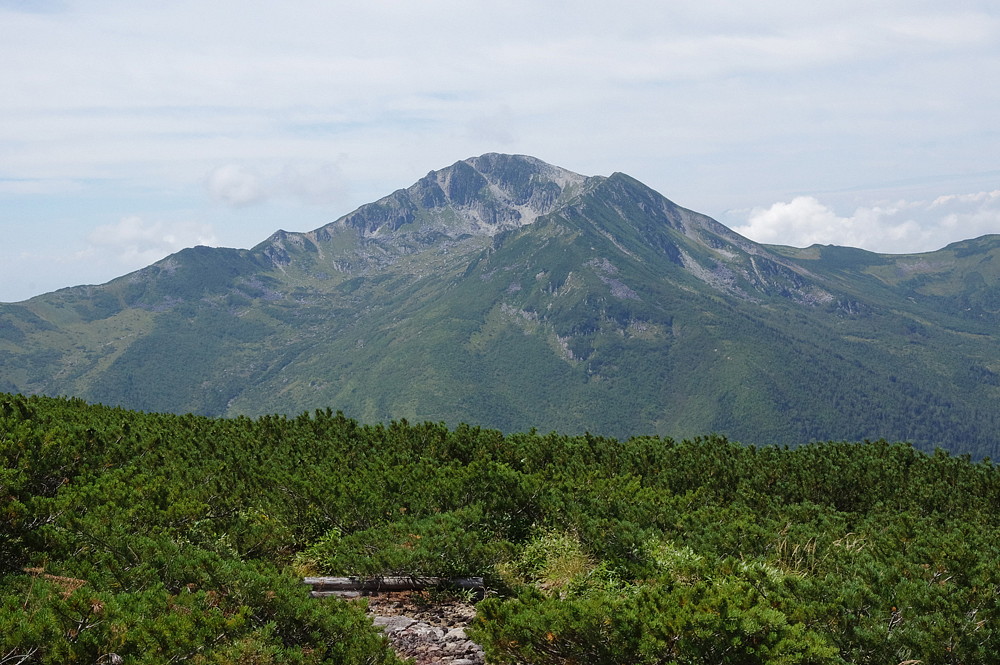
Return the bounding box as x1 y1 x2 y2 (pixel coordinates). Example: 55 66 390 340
2 0 999 302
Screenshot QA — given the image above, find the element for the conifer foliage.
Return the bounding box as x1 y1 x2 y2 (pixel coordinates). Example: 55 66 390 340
2 393 999 663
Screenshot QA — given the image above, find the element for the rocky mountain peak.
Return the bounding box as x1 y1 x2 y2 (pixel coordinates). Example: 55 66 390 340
323 154 590 241
5 153 1000 454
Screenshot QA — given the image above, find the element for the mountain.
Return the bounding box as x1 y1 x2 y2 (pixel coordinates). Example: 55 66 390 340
2 153 999 456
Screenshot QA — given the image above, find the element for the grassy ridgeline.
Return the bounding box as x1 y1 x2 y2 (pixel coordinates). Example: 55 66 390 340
2 393 999 664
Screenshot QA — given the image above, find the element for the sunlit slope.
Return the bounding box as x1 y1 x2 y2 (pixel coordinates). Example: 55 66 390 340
1 154 998 455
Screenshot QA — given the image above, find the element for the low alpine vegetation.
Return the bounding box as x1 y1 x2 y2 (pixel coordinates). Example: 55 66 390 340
2 393 999 663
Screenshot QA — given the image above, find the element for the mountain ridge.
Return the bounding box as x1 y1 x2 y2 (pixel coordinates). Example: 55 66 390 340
2 153 999 456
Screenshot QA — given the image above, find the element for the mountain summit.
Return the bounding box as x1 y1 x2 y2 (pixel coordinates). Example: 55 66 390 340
257 153 591 273
2 154 999 455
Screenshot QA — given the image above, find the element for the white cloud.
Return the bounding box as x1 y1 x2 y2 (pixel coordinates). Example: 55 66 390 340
1 1 1000 300
84 216 218 266
206 165 267 207
732 190 1000 254
930 190 1000 208
206 161 350 207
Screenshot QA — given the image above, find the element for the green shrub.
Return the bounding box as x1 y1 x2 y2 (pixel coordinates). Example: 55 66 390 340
472 565 840 665
302 506 514 582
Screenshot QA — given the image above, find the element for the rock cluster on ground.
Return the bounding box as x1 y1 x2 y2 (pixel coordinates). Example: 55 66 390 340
361 592 486 665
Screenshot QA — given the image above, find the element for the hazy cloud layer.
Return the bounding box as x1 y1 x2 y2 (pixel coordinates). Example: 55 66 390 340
1 1 998 300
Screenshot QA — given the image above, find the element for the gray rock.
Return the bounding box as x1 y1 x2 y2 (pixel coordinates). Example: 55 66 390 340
444 627 467 640
374 615 417 632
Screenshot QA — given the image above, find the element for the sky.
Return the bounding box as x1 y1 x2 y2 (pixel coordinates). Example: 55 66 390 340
2 0 999 302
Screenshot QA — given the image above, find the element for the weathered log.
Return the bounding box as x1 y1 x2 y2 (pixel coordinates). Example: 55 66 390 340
303 576 484 596
310 590 363 598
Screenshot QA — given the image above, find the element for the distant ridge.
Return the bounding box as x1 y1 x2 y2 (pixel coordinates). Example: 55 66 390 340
2 154 999 456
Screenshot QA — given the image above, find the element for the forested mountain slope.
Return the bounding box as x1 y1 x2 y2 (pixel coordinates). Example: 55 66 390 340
1 154 999 455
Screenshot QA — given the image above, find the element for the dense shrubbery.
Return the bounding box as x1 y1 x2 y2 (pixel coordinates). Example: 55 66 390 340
3 393 999 663
0 396 402 664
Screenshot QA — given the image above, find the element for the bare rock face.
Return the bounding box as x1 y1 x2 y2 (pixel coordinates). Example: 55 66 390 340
363 592 485 665
331 153 589 240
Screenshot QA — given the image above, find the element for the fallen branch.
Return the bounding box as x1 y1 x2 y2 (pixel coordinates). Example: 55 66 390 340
303 576 484 598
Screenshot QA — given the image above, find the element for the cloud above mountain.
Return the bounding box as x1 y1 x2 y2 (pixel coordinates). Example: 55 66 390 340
733 190 1000 253
1 1 998 300
207 166 267 207
84 217 218 266
206 161 349 207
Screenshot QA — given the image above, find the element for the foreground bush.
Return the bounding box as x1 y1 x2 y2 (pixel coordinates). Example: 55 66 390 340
3 394 1000 663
